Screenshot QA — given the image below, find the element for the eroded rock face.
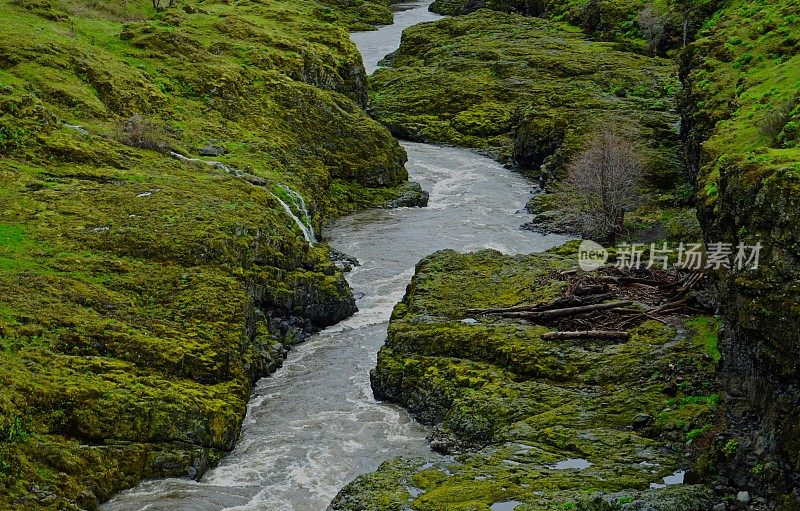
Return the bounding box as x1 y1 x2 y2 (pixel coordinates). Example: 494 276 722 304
679 0 800 504
333 249 722 510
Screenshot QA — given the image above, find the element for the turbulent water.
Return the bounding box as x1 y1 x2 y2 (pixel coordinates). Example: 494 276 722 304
102 3 570 511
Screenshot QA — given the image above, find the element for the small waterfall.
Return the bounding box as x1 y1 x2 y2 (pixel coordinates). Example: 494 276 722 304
169 150 315 245
273 185 315 245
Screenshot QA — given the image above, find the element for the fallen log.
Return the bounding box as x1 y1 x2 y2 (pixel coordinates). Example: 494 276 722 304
466 294 618 315
599 276 667 286
670 272 705 301
610 307 644 315
542 330 630 340
548 293 617 309
649 298 688 315
572 284 608 296
497 301 633 321
466 303 548 315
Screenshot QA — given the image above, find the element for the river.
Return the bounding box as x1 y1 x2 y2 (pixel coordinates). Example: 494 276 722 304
101 2 570 510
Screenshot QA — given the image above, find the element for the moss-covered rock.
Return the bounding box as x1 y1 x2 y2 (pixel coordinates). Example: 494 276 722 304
427 0 720 56
428 0 648 47
368 11 681 186
0 0 413 507
333 250 721 510
678 0 800 504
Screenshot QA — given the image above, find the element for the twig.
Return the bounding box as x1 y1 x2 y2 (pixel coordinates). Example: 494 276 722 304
467 293 616 315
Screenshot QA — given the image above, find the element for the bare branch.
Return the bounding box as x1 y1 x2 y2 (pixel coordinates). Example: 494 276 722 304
551 129 646 242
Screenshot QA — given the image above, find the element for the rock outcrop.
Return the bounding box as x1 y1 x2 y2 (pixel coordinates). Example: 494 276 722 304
367 11 681 187
332 249 722 510
679 0 800 506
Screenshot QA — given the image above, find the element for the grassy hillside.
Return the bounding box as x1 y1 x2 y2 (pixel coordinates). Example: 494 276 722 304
427 0 720 55
368 11 681 184
0 0 412 508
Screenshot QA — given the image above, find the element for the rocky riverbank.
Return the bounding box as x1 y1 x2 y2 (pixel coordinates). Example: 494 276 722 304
368 10 680 180
331 248 724 510
0 0 418 507
365 8 703 243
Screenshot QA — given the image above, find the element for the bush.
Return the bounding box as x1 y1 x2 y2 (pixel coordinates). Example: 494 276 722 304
759 97 799 147
551 129 646 242
638 4 668 54
115 113 170 152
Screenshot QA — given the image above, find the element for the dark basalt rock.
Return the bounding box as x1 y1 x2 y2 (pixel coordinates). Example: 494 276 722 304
382 181 429 208
198 144 226 156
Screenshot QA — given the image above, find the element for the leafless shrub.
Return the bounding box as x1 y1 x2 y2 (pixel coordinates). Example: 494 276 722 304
152 0 176 10
638 4 668 54
552 130 646 242
116 114 169 152
759 98 798 147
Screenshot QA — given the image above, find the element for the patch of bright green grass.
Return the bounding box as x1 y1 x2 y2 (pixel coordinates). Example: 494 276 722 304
686 316 722 363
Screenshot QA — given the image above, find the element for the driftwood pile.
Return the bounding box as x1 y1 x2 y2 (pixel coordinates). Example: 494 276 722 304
466 267 711 341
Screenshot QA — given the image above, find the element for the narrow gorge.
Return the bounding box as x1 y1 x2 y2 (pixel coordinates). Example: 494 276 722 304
1 0 798 510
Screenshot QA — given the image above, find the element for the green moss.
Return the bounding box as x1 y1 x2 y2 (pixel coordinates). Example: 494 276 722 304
368 11 681 188
341 250 720 510
0 0 414 506
686 316 722 363
429 0 652 50
681 2 800 492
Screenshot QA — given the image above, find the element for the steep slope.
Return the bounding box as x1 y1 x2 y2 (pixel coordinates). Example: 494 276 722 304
0 0 412 508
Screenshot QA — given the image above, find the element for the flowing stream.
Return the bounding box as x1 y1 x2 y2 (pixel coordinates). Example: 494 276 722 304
103 2 570 510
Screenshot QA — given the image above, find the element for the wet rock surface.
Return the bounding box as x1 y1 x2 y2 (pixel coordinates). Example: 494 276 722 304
381 181 430 208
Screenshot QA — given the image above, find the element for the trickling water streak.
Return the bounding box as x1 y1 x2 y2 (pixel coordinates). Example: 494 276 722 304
168 151 315 245
277 186 315 235
169 151 241 176
272 192 315 245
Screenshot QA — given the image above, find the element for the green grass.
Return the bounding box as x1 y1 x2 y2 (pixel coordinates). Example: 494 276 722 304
0 224 37 272
686 316 722 363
